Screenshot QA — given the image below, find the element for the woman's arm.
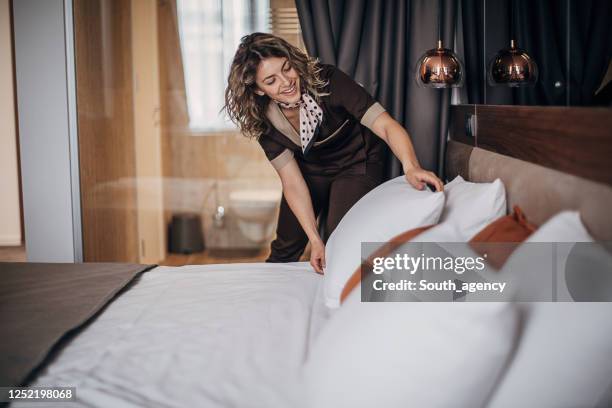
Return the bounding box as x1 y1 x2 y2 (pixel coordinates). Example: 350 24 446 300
370 112 444 192
276 158 326 274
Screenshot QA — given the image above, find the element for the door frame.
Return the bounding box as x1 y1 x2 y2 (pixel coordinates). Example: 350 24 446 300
12 0 82 262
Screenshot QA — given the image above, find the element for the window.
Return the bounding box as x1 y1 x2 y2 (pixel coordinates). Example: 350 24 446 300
177 0 269 132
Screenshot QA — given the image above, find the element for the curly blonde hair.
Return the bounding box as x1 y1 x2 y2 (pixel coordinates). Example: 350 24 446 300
223 32 329 139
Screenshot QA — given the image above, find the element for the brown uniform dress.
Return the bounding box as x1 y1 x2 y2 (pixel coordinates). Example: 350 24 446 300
257 63 387 262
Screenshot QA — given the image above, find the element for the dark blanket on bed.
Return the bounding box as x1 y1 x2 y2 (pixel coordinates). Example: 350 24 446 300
0 262 155 389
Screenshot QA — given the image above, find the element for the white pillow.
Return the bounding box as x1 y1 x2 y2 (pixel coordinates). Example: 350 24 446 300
358 223 503 303
302 289 518 408
440 175 507 240
496 211 595 301
525 210 593 242
487 303 612 408
323 175 445 308
487 211 612 408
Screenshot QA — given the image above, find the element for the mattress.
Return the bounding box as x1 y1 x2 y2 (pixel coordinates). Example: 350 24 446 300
12 262 323 408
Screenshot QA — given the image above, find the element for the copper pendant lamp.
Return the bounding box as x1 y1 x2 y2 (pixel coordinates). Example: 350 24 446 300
488 0 538 87
415 0 464 88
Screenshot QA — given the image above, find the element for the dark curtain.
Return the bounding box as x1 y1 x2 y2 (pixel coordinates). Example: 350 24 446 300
568 0 612 106
296 0 459 179
514 0 569 106
460 0 486 105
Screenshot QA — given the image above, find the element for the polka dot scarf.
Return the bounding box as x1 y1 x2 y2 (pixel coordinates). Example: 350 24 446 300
276 93 323 155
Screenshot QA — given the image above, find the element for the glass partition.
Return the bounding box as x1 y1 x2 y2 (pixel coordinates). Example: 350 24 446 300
74 0 303 265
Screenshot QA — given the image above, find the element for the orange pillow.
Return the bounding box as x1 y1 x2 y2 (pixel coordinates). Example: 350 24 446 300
469 206 537 269
339 225 434 304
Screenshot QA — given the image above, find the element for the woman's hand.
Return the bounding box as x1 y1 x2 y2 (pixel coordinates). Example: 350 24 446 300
404 167 444 192
309 238 326 274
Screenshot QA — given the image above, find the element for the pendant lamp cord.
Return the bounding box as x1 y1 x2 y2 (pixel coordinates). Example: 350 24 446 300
510 0 515 41
437 0 443 45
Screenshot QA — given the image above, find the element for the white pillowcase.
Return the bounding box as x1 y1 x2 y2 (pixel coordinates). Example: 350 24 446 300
302 289 518 408
487 210 612 408
440 175 507 240
496 211 594 301
488 303 612 408
323 175 445 308
524 210 593 242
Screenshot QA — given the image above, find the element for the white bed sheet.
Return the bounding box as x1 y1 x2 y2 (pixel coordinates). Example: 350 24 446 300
14 262 322 408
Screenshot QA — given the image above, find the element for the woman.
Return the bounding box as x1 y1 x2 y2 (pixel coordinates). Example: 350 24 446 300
224 33 443 274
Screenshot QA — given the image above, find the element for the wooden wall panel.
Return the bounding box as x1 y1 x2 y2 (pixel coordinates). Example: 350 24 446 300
132 0 165 263
75 0 139 262
450 104 612 187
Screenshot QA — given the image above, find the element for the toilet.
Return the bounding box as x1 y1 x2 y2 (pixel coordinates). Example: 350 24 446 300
228 189 281 243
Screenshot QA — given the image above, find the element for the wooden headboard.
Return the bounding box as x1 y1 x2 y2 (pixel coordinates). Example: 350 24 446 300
445 104 612 241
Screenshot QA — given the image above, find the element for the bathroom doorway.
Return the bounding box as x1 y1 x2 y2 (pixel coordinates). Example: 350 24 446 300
73 0 307 265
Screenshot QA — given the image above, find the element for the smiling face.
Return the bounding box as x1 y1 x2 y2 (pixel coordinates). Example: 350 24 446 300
254 57 301 104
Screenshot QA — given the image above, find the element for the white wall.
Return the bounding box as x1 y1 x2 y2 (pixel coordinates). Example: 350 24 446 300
13 0 81 261
0 0 22 246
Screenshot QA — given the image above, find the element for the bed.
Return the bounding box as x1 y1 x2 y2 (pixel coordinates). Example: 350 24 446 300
1 262 323 407
1 104 611 407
